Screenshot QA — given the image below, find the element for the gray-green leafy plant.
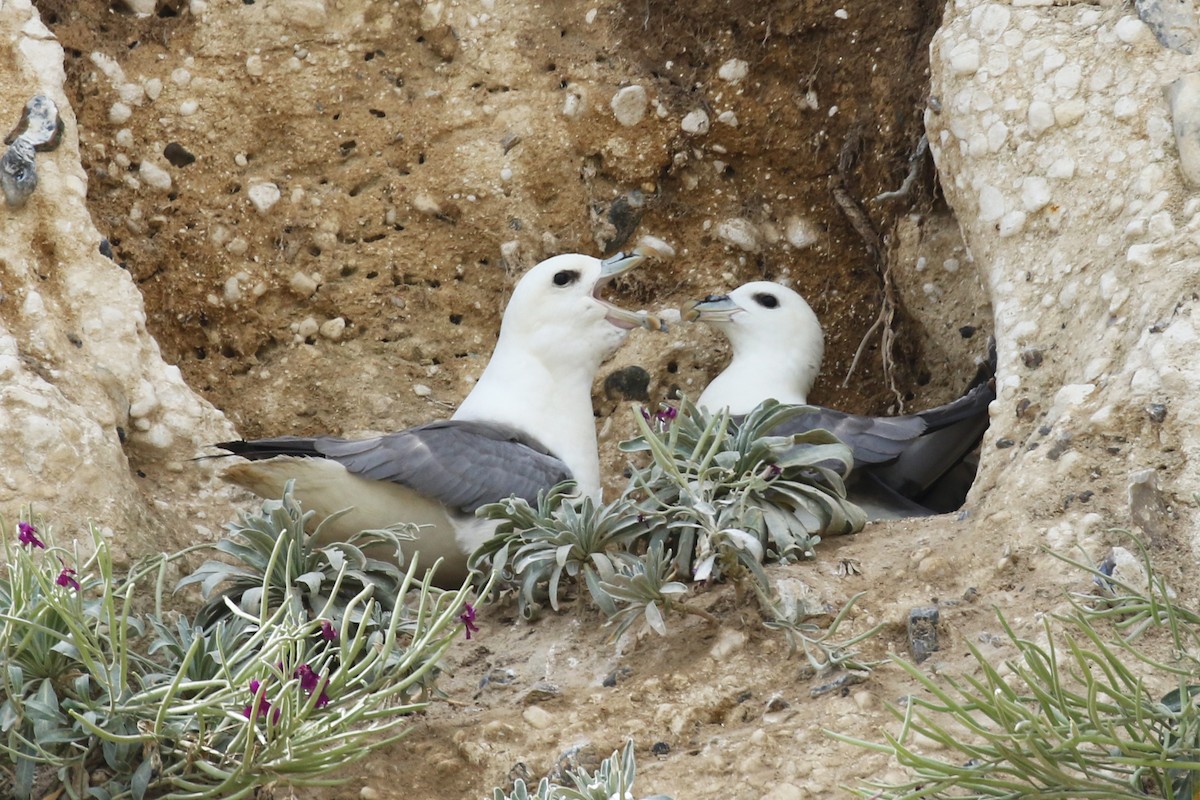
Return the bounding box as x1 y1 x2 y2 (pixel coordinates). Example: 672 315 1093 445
588 541 716 641
620 397 865 583
488 740 671 800
472 483 647 619
473 399 872 648
0 487 475 800
179 496 417 623
832 536 1200 799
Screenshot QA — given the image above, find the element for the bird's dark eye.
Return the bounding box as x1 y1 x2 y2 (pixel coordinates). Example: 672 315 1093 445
753 292 779 309
553 270 578 287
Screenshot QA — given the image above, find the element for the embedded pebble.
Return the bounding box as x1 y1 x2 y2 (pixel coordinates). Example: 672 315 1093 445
1165 74 1200 186
714 218 761 252
610 85 647 127
681 109 710 135
139 161 173 192
947 39 981 75
977 185 1005 222
296 317 319 339
1027 100 1054 135
360 788 380 800
144 78 163 101
411 193 443 216
289 271 319 297
223 276 242 304
562 91 584 118
319 317 346 341
413 383 432 397
170 68 192 86
1114 15 1153 45
709 628 747 659
717 58 749 83
717 110 739 127
179 99 199 116
522 706 554 730
1 138 37 208
1135 0 1198 54
245 55 264 77
248 182 281 214
109 102 133 125
1021 177 1051 212
784 215 819 249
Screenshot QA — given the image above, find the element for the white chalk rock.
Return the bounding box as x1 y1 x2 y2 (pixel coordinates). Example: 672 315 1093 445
1028 101 1055 136
610 85 647 127
717 58 749 83
1165 74 1200 187
681 109 710 135
715 218 761 252
1021 177 1051 212
248 182 282 214
139 161 172 192
947 39 981 75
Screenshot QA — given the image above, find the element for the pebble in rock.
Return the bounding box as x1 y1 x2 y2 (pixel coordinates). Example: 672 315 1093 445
718 58 749 83
139 161 173 192
248 181 281 214
610 85 647 126
1165 74 1200 187
1135 0 1198 54
681 109 710 135
319 317 346 341
2 95 64 207
715 217 761 252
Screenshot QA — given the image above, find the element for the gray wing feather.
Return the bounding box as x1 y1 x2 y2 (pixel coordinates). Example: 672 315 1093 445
770 409 928 467
312 420 572 512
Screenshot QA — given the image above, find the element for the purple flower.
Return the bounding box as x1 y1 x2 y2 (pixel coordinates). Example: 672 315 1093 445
654 406 678 424
294 664 319 693
55 567 80 591
763 464 782 481
293 663 330 708
319 619 338 641
17 521 44 549
459 603 479 640
243 679 280 722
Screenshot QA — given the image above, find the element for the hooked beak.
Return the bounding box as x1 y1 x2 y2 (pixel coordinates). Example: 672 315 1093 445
594 247 668 332
682 294 742 324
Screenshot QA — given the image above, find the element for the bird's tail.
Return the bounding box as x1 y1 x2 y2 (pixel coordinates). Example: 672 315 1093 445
210 436 324 460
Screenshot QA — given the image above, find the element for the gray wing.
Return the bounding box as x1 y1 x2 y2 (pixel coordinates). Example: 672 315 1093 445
219 421 572 513
769 409 928 468
312 420 573 513
768 383 994 469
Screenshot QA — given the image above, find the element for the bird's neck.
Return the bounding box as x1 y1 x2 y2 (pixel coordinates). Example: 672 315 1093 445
452 346 601 496
699 347 817 415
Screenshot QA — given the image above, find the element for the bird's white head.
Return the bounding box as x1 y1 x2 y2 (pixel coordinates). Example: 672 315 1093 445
685 281 825 413
498 251 655 373
454 250 660 495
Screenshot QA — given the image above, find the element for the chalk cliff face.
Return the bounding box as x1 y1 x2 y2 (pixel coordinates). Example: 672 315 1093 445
0 0 237 557
5 0 1200 795
928 0 1200 558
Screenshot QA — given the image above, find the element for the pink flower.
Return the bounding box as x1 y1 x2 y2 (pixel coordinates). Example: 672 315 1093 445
294 663 330 708
243 679 281 722
55 567 80 591
459 603 479 640
319 619 338 641
17 521 44 549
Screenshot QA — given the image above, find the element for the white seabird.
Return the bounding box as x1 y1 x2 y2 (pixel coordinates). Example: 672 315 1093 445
685 281 993 519
216 250 661 584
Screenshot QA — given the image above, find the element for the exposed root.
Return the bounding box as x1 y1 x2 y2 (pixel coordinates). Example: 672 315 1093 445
873 134 929 204
831 130 905 411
